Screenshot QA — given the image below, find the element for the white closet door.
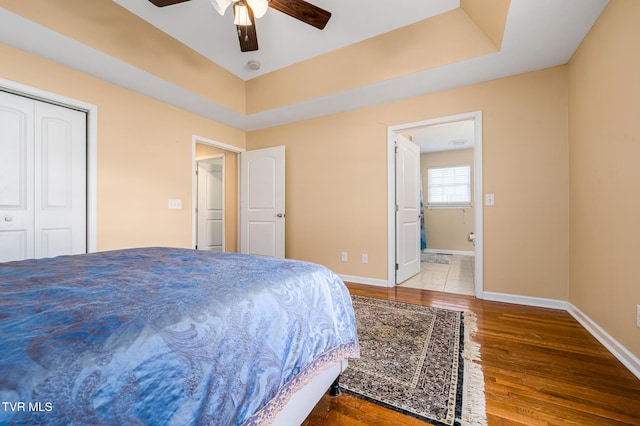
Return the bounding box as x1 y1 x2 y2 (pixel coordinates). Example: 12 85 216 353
0 92 35 262
0 91 86 262
34 101 86 259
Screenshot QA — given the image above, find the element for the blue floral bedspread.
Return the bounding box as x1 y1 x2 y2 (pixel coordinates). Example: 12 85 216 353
0 247 360 425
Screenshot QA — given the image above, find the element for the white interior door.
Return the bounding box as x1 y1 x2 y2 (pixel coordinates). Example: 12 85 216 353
197 157 224 252
0 91 86 262
240 146 285 258
395 134 421 283
0 92 35 262
34 100 86 259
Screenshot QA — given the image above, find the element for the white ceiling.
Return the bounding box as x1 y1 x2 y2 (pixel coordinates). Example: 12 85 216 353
0 0 609 131
404 120 476 153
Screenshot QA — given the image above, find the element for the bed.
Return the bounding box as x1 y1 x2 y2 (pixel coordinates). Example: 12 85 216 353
0 247 360 425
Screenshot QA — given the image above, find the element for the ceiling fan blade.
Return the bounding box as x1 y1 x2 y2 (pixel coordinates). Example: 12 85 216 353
148 0 190 7
235 5 259 52
269 0 331 30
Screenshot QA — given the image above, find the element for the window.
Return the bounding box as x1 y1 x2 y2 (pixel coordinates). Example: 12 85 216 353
427 165 471 208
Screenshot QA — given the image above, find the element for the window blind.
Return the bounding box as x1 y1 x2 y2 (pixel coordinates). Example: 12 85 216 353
427 165 471 208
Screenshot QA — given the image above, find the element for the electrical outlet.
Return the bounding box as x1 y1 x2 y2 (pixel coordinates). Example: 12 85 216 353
637 305 640 328
362 253 368 264
485 194 495 206
341 252 348 262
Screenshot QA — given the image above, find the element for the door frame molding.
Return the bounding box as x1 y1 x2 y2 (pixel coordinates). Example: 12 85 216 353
0 78 98 253
196 154 225 252
387 111 483 298
191 135 244 249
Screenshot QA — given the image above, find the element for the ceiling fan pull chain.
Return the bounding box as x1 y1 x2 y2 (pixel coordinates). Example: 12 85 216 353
237 27 249 42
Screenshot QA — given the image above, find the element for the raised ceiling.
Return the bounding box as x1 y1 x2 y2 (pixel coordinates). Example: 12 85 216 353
114 0 462 80
0 0 609 131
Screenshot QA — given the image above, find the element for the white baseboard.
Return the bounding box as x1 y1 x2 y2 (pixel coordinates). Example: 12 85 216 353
339 274 390 288
423 249 475 256
482 291 640 381
482 291 568 310
567 303 640 381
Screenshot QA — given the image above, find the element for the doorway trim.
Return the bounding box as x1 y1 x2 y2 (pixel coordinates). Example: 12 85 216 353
191 135 244 249
387 111 483 298
0 78 98 253
196 154 225 251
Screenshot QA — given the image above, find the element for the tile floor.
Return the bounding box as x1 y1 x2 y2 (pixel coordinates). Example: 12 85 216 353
399 254 475 296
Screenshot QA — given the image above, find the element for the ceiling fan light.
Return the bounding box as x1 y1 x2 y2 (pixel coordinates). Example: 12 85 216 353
233 2 252 26
247 0 268 18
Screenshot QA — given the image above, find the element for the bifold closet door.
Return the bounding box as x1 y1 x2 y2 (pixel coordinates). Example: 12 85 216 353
0 91 86 262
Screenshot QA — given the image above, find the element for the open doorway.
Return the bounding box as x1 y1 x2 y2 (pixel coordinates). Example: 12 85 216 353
196 155 224 251
387 111 483 298
192 136 241 252
191 136 285 257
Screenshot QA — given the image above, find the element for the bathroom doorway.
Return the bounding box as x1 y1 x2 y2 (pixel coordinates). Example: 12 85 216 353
388 111 483 297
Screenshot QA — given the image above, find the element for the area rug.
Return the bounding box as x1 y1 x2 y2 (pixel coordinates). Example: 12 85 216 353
421 252 452 264
341 295 486 426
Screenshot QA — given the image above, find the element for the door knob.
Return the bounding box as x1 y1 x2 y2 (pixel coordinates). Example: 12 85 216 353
276 213 284 218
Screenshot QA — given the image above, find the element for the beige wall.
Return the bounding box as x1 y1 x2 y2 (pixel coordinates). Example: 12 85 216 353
460 0 511 49
195 144 238 252
247 113 389 279
0 43 245 251
248 66 570 300
1 33 570 302
421 149 475 252
568 0 640 356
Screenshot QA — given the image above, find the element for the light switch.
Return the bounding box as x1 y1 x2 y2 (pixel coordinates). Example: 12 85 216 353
168 199 182 209
485 194 495 206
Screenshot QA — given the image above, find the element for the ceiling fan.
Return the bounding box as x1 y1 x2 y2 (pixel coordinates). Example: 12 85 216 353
148 0 332 52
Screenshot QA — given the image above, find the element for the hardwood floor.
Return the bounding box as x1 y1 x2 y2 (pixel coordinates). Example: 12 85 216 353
303 283 640 425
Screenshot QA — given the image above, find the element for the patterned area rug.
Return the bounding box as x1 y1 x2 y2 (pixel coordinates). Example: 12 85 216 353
421 253 452 264
341 296 486 426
